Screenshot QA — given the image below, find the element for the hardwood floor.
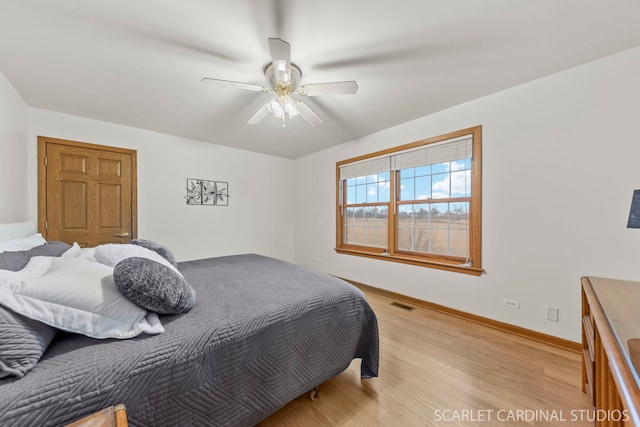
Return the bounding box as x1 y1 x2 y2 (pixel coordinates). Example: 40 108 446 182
258 290 592 426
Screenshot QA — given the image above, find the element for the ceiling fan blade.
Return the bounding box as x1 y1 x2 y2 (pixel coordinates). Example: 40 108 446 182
268 37 291 83
296 101 323 127
268 37 290 63
201 78 267 92
247 101 271 125
299 81 359 96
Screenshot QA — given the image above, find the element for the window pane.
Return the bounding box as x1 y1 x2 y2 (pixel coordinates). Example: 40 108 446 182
344 206 387 248
400 168 414 178
366 184 378 203
398 161 471 202
432 203 448 220
411 227 431 253
397 227 412 251
398 203 428 252
347 173 390 203
400 178 414 201
398 204 413 216
379 182 390 202
449 229 468 257
371 205 388 219
396 202 469 257
344 207 365 246
432 162 448 174
449 202 469 221
377 172 390 202
430 210 449 255
415 165 430 176
346 185 356 204
432 173 449 199
450 160 467 171
450 170 470 197
356 184 366 203
345 206 363 221
347 173 392 204
415 176 430 200
344 225 363 246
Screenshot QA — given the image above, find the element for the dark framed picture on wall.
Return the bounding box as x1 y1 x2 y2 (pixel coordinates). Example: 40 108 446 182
214 181 229 206
185 178 229 206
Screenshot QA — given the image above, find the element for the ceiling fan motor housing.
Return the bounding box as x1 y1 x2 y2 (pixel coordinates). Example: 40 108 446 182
265 63 302 92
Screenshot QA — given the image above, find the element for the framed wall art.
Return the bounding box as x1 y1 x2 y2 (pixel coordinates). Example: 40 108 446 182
185 178 229 206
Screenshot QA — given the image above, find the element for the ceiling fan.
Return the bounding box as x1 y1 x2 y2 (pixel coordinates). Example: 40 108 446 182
201 38 358 127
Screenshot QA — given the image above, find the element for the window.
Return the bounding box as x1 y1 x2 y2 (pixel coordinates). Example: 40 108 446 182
336 126 482 275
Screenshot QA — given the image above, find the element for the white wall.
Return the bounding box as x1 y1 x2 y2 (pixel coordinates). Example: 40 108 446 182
294 46 640 342
0 71 29 222
27 109 295 263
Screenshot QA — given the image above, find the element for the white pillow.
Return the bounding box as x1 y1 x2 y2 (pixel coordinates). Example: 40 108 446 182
0 222 36 242
60 242 83 258
0 233 46 253
0 257 164 339
77 247 97 262
60 243 98 262
94 244 182 275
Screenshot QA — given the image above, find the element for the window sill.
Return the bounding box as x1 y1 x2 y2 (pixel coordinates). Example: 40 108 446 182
335 247 483 276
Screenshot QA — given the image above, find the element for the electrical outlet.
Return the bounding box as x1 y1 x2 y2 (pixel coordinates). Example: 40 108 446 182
503 298 519 310
545 305 559 322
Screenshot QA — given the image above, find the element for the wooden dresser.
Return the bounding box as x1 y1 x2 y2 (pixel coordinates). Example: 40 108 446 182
582 277 640 426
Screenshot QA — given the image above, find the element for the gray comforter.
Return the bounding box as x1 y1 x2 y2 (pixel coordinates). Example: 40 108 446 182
0 254 379 426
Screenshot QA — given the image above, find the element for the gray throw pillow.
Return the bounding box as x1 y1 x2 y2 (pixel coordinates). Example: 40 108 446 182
130 239 177 267
0 241 72 271
113 257 195 314
0 251 29 272
0 306 57 379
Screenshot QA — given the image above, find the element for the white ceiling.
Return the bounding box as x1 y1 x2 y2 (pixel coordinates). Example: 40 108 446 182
1 1 639 159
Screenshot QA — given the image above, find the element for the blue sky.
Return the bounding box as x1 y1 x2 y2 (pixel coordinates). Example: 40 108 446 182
346 159 471 206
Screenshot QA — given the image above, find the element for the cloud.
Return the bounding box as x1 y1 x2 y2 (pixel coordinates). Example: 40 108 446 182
431 191 450 199
450 160 467 171
364 173 389 182
432 170 470 197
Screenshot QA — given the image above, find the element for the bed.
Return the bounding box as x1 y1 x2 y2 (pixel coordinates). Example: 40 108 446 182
0 223 379 426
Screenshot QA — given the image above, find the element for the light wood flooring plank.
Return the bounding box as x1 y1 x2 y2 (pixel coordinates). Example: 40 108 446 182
258 291 591 426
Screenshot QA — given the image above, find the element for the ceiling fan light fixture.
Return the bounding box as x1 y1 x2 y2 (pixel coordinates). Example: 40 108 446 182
266 96 300 127
273 60 290 83
267 98 284 118
284 96 299 118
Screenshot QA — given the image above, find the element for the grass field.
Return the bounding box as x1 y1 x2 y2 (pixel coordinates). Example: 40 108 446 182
344 218 468 257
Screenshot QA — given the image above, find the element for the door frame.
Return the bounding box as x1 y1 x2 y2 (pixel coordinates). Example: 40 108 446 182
37 135 138 241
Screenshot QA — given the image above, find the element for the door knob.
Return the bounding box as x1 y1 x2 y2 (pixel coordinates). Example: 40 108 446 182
115 232 130 237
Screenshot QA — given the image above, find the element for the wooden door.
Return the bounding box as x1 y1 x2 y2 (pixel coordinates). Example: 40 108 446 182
38 136 137 247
